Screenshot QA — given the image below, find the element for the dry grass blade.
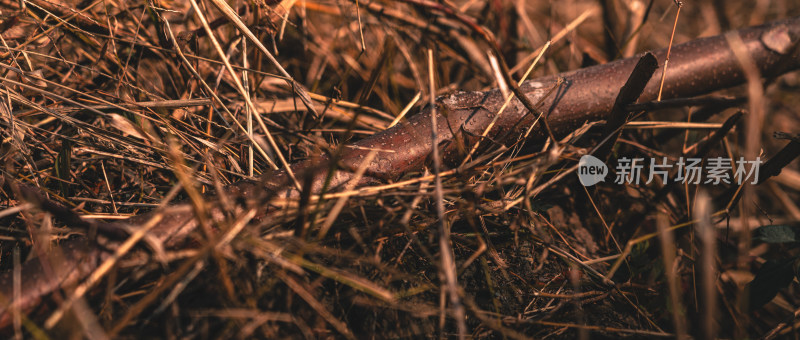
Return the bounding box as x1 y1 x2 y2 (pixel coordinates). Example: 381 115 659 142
427 48 466 338
695 190 717 340
725 29 765 327
656 214 687 339
656 1 682 101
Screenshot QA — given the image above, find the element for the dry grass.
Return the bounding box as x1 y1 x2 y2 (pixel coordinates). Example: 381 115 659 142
1 0 800 338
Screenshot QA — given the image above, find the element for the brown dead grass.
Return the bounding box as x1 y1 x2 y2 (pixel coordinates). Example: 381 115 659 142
1 0 800 338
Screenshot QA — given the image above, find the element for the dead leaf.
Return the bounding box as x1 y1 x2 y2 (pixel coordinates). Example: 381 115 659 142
108 113 147 140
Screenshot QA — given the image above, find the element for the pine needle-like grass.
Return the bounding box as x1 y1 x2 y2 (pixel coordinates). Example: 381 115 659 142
1 0 800 338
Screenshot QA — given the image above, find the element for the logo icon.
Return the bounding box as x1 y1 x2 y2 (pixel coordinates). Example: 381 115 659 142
578 155 608 186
